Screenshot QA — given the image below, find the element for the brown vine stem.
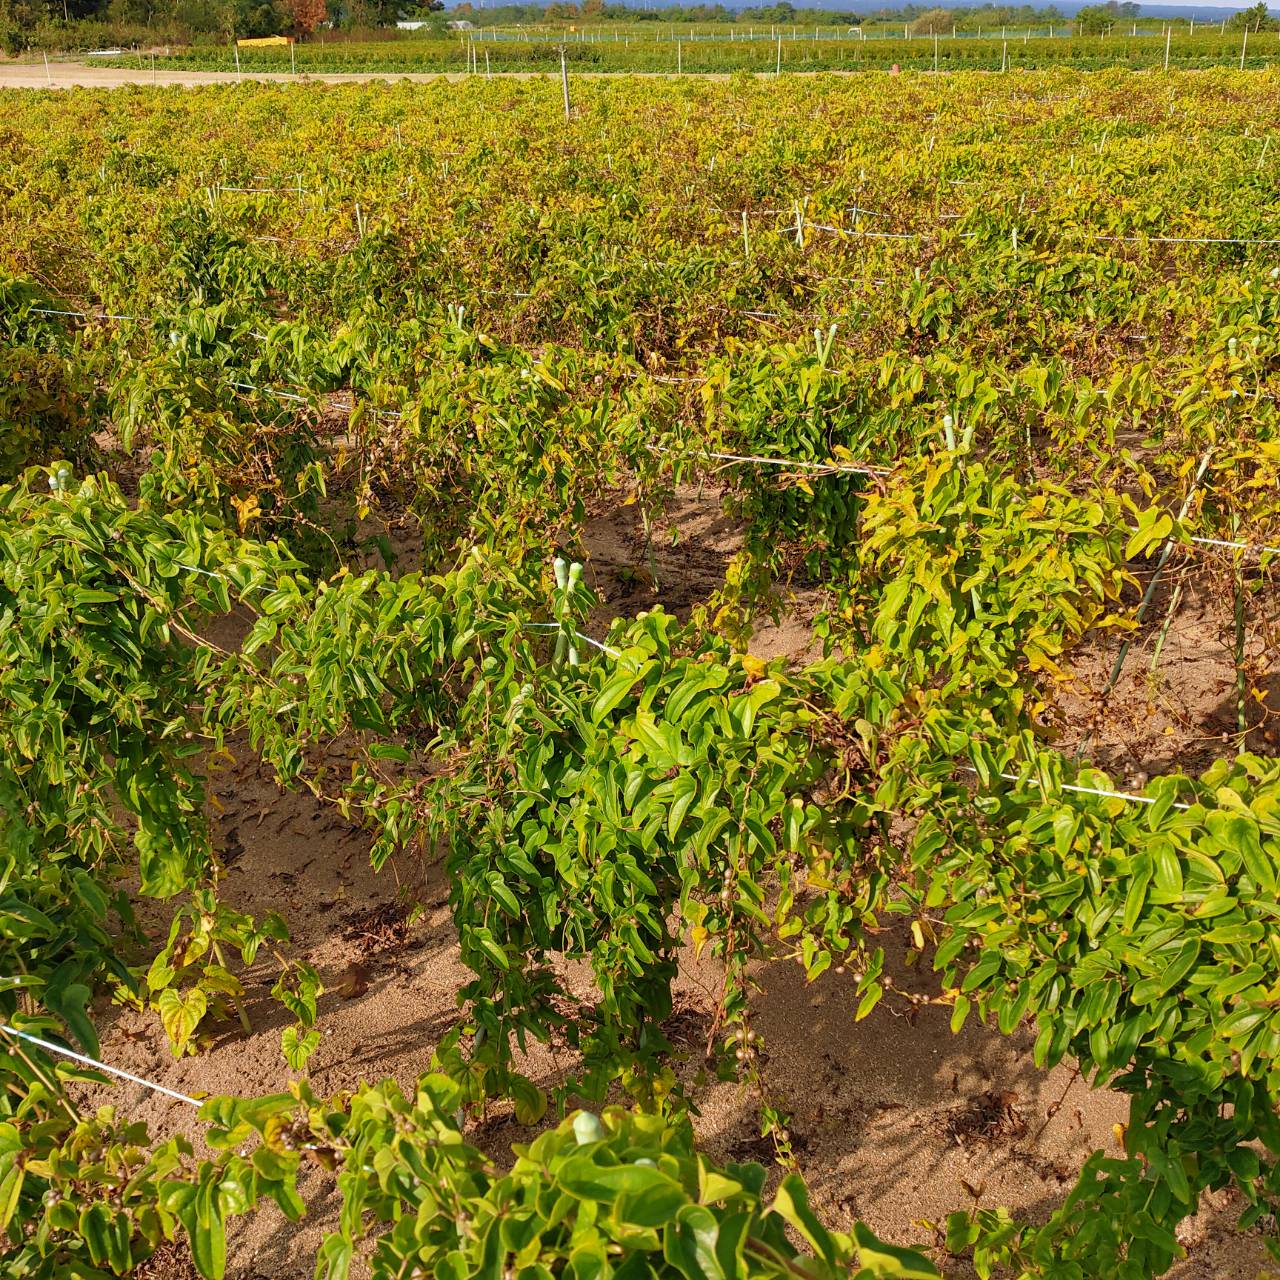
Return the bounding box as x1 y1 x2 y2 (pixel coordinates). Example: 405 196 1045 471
210 939 254 1035
1148 582 1183 674
1030 1066 1080 1147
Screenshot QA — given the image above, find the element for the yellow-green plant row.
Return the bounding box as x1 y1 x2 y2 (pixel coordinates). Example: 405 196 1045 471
0 70 1279 1278
99 28 1280 75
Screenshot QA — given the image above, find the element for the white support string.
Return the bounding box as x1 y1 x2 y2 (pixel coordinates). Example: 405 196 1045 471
702 448 887 475
214 184 310 195
231 380 310 404
523 621 622 657
1189 535 1280 557
30 306 140 321
806 222 929 241
1 1023 203 1107
963 767 1192 811
1083 233 1280 247
730 207 1280 250
650 443 890 478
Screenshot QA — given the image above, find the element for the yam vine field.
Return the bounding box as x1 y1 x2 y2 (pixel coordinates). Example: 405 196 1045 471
3 66 1280 1280
99 28 1279 75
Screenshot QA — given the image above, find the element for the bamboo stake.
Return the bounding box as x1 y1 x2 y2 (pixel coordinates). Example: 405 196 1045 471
1149 583 1183 673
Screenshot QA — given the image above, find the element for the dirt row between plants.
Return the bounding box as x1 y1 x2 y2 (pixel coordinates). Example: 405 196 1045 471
75 485 1276 1279
0 59 502 88
0 60 755 89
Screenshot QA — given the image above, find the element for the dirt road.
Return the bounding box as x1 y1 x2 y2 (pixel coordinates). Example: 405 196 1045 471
0 58 480 88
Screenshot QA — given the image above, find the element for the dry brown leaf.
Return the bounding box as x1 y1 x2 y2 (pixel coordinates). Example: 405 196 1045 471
335 963 370 1000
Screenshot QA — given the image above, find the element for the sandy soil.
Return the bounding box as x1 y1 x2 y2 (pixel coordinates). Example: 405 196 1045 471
0 59 753 90
1057 572 1278 783
74 485 1277 1278
0 57 928 91
0 58 477 89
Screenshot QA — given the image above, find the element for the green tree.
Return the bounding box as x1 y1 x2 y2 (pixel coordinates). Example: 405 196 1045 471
909 5 952 33
1227 0 1277 30
231 0 288 34
1075 2 1124 34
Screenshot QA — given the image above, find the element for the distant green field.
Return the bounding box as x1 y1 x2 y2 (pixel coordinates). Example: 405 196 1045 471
101 28 1272 76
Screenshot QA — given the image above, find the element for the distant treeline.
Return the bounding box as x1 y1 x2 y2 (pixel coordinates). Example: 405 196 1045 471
457 2 1083 25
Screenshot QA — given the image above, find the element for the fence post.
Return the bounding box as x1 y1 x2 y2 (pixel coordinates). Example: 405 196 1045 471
560 46 570 121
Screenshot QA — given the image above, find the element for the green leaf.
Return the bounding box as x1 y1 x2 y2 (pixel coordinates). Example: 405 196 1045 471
512 1076 548 1125
665 1204 725 1280
1228 816 1275 893
281 1026 321 1071
190 1174 227 1280
667 773 698 842
1124 510 1172 561
44 981 98 1055
852 1220 940 1278
1157 937 1201 996
79 1203 111 1267
855 981 883 1021
1123 853 1152 930
592 670 640 724
316 1236 353 1280
157 987 208 1056
0 1165 24 1234
772 1175 836 1265
556 1157 687 1226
